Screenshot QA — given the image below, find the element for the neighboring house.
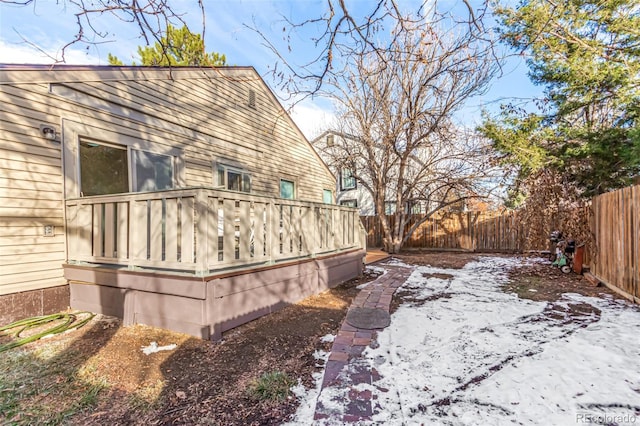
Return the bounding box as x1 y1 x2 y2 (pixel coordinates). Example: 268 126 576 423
312 131 425 216
312 131 375 215
0 65 365 339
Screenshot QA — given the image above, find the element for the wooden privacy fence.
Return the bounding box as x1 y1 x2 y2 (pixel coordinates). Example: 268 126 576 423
361 183 639 302
361 210 536 252
590 184 640 302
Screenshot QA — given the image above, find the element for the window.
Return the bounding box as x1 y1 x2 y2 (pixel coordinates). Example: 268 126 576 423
326 134 334 147
407 201 423 215
79 140 177 196
340 168 356 190
323 189 333 204
79 140 129 196
384 201 397 215
133 150 174 192
340 199 358 208
216 164 251 193
280 179 295 199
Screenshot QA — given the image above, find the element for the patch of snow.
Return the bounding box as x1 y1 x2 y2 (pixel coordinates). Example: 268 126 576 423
358 265 388 289
284 348 330 425
383 258 413 268
288 256 640 425
313 349 328 367
320 334 335 343
141 341 177 355
367 257 640 424
365 265 386 275
313 349 328 360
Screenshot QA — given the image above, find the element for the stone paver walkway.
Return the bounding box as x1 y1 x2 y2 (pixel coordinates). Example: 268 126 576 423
313 262 413 423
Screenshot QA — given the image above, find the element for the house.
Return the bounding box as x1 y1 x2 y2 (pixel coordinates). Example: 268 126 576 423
0 65 366 339
311 131 425 216
312 131 376 215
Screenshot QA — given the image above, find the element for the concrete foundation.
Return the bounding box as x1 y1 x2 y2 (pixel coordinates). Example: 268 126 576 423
65 249 365 339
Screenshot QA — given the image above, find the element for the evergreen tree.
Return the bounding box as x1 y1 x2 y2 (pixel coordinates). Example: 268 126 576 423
109 24 226 66
480 0 640 197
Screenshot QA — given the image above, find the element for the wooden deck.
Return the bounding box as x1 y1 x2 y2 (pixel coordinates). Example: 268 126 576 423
365 249 390 264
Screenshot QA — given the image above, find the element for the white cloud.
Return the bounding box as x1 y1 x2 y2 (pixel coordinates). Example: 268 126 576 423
0 39 100 65
288 100 336 140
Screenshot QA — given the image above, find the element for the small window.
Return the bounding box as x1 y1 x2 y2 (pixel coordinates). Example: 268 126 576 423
280 179 295 199
385 201 396 215
408 202 422 214
216 163 251 193
340 199 358 208
323 189 333 204
326 134 334 147
340 168 356 190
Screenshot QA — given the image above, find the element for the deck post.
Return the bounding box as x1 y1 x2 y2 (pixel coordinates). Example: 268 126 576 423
194 189 209 276
267 201 279 264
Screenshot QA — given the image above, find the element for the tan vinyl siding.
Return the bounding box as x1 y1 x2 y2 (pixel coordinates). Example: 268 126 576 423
0 82 66 294
0 66 335 296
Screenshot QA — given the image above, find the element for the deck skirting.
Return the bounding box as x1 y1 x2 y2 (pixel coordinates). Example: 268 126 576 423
65 249 365 339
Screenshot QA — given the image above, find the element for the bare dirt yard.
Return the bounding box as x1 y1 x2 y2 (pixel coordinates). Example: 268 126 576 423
0 252 627 425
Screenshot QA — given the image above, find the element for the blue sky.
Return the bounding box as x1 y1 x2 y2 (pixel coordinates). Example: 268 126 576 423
0 0 541 137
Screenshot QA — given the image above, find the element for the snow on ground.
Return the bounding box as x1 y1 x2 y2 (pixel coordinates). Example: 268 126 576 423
358 265 388 289
288 256 640 425
287 349 330 425
369 257 640 425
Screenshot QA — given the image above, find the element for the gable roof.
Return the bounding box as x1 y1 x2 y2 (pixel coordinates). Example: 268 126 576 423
0 64 335 181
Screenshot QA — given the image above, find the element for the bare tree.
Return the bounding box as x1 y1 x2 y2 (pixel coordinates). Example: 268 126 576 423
256 0 495 98
1 0 205 63
315 16 502 253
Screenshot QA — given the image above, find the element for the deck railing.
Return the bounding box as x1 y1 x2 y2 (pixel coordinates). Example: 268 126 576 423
65 187 366 275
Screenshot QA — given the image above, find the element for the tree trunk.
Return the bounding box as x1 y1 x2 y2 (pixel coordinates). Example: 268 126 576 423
384 239 403 254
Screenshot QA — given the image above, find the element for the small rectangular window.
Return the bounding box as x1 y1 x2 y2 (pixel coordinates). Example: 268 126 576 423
340 168 356 190
326 134 334 147
408 202 422 214
280 179 295 199
215 163 251 193
340 199 358 208
384 201 396 215
323 189 333 204
227 170 242 192
216 165 226 188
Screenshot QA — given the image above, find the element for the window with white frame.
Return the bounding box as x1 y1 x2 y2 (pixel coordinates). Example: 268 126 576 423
340 167 356 190
79 139 175 196
215 163 251 193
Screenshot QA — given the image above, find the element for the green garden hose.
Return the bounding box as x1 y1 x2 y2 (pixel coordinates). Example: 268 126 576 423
0 312 95 353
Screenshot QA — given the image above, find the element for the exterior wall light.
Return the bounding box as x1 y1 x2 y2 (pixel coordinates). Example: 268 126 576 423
39 124 58 141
